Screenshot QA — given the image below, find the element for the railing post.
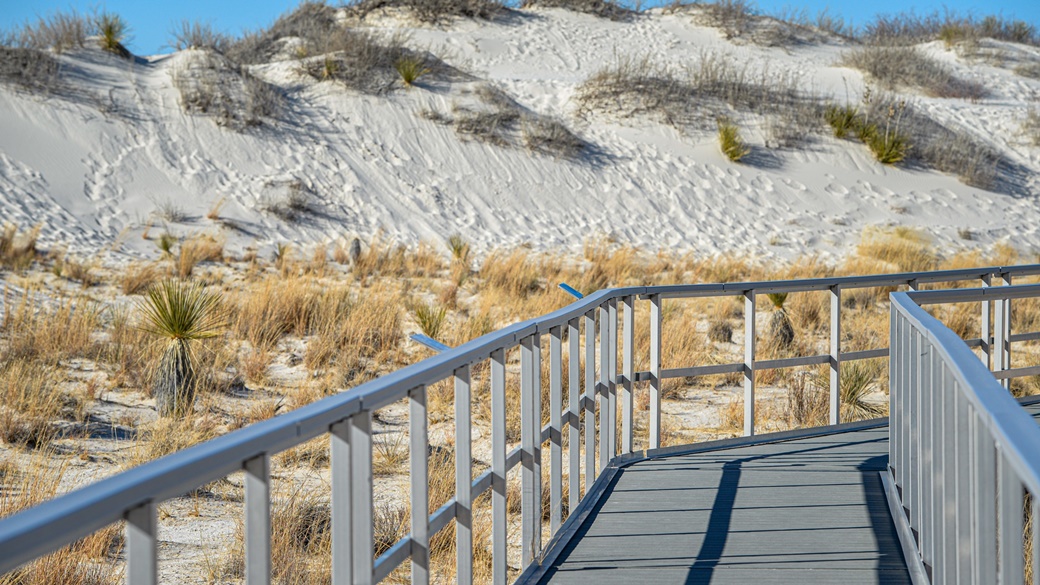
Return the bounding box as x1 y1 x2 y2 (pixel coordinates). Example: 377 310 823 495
409 385 430 585
598 304 610 468
996 272 1012 388
520 335 537 566
981 274 992 368
351 411 374 585
567 318 580 508
829 285 841 425
244 454 271 585
621 296 634 454
532 334 542 558
549 325 563 535
490 349 507 585
608 299 618 459
331 419 353 585
125 501 157 585
583 310 596 492
743 290 756 437
455 366 473 585
649 294 662 449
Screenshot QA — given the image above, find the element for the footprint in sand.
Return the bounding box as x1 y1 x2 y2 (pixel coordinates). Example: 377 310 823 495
825 183 849 196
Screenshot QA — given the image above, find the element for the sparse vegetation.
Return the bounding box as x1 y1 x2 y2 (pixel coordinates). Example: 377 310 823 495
521 0 632 21
841 46 986 100
394 55 430 87
171 50 284 130
170 20 230 53
95 12 131 58
717 118 750 161
0 47 61 93
10 9 89 53
349 0 506 24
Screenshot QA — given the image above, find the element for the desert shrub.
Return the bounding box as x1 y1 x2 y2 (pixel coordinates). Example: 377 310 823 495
13 9 89 53
577 52 815 136
1016 62 1040 79
842 46 986 100
95 12 131 58
0 47 61 92
0 224 40 271
393 55 430 86
698 0 755 40
717 119 749 161
350 0 506 24
707 319 732 343
172 50 283 129
861 11 1038 47
226 2 339 65
301 32 443 95
521 117 587 159
1024 109 1040 146
824 104 859 138
170 20 230 53
520 0 632 21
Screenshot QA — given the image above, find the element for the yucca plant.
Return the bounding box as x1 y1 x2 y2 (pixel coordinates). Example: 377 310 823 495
837 361 887 421
394 56 430 87
824 104 859 139
413 302 447 340
139 280 223 417
766 292 794 350
447 233 470 265
95 12 131 58
717 119 750 162
319 55 340 81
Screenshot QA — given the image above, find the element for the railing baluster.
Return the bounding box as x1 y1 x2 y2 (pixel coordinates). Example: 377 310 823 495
125 501 157 585
583 310 596 494
409 385 430 585
533 334 543 558
567 317 580 508
351 412 374 585
608 299 618 459
621 296 634 454
331 419 353 585
649 294 662 449
955 389 972 580
975 411 997 584
1032 492 1040 585
244 454 271 585
455 366 473 585
598 304 610 469
997 272 1012 389
999 452 1025 583
744 290 756 436
982 274 992 368
520 335 536 566
549 326 563 535
829 285 841 425
490 348 507 585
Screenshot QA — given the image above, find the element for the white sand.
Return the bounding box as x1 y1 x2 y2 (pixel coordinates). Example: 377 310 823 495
1 7 1038 262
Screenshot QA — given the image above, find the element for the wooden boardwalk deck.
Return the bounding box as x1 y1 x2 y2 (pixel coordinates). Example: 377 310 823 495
533 422 910 584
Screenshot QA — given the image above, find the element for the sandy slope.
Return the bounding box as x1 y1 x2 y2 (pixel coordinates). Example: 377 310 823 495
1 7 1038 262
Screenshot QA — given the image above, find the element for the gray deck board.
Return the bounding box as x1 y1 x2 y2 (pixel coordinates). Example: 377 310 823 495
540 425 908 584
539 403 1040 584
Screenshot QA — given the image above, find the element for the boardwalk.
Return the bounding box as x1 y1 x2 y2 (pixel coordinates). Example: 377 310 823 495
532 422 910 584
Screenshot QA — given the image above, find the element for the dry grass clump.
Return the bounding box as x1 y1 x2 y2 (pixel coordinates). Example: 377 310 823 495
302 285 404 373
351 236 443 281
9 9 89 53
171 49 283 130
688 0 833 46
0 361 82 449
841 46 987 101
521 117 588 160
1 289 101 365
0 47 62 93
170 20 230 53
120 262 166 295
520 0 632 21
1023 109 1040 147
577 52 819 141
0 224 40 271
855 226 937 272
301 33 442 95
350 0 507 24
480 249 544 298
862 11 1037 47
717 118 750 161
177 234 225 278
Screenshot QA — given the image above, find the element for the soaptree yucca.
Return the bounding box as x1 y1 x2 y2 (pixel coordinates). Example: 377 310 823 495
139 280 223 417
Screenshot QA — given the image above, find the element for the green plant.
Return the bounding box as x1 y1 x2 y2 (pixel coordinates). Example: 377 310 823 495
824 105 859 138
95 12 130 58
394 56 430 87
836 361 887 421
447 233 470 264
318 55 339 81
413 302 447 340
157 232 177 257
139 280 224 417
717 119 750 162
766 293 794 350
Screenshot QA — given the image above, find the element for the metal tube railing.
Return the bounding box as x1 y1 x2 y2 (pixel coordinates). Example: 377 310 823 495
888 284 1040 584
4 264 1040 583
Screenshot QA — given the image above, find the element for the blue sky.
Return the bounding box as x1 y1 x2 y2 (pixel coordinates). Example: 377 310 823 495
2 0 1038 55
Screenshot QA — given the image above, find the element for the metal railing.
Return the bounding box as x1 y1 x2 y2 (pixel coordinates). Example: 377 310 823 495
888 285 1040 584
3 263 1040 584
